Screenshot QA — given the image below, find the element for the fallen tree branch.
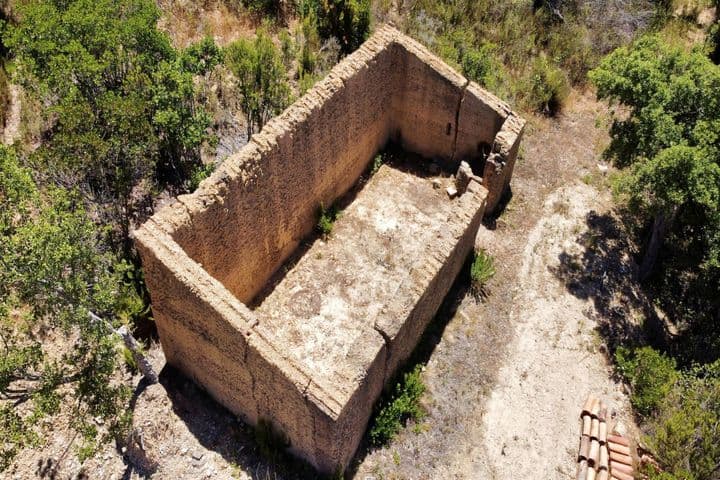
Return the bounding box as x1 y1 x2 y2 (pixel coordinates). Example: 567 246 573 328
88 312 158 384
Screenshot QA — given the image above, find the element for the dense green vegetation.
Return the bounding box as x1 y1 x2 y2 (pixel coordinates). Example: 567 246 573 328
590 27 720 480
615 348 720 480
369 365 426 445
6 0 222 255
0 145 140 468
397 0 651 115
0 0 221 469
225 29 292 137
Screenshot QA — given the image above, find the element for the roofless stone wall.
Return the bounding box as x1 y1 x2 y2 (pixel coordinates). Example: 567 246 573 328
135 26 525 474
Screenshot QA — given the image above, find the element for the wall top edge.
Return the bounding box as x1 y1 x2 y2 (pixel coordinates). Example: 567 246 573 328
134 23 524 253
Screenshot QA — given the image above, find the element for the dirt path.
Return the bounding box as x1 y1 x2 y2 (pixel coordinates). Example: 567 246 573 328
452 185 634 479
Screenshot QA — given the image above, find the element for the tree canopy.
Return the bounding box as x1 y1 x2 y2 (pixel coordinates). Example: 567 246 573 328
589 36 720 282
6 0 221 254
225 30 291 138
0 145 140 469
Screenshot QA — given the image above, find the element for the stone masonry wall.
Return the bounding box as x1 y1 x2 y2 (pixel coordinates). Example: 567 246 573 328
134 25 525 473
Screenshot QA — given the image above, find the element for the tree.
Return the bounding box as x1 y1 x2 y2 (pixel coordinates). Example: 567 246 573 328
316 0 371 54
225 30 291 138
709 0 720 64
0 145 153 470
6 0 221 256
589 36 720 280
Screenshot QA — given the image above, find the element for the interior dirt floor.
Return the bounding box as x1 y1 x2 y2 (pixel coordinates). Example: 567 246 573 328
254 162 467 395
5 91 644 480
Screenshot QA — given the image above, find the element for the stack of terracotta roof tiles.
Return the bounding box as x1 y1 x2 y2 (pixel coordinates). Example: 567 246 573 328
577 395 635 480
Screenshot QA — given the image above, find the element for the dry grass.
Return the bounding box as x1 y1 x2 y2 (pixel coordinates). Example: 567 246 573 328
156 0 261 48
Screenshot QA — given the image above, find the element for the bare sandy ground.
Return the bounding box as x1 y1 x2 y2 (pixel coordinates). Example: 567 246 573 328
453 185 635 479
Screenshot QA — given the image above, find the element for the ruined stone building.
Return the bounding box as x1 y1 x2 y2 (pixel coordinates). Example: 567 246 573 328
135 25 525 474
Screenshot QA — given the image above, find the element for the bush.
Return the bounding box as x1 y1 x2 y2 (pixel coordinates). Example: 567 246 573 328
0 145 137 470
369 365 426 445
317 204 339 236
470 249 496 298
644 361 720 480
461 43 501 90
615 346 679 416
225 29 292 138
708 21 720 64
6 0 219 255
518 56 570 116
187 162 215 191
315 0 371 54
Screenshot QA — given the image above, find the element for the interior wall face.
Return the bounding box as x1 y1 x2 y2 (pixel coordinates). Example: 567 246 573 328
159 33 516 305
165 39 400 305
134 25 525 474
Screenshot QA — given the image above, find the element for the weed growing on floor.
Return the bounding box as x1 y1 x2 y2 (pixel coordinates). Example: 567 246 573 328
317 204 339 237
470 249 496 300
370 154 384 175
369 365 426 445
254 418 290 462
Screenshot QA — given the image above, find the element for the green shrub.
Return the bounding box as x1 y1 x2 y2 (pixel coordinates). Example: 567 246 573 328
615 346 679 416
370 154 383 175
369 365 426 445
225 29 292 138
518 56 570 116
187 162 215 191
279 29 295 68
708 21 720 64
461 43 501 90
317 204 339 236
297 11 321 80
644 361 720 480
470 249 496 298
315 0 371 54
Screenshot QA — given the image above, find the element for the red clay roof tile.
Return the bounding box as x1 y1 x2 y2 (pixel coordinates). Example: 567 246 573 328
579 436 591 461
610 471 634 480
587 467 597 480
608 442 631 457
589 439 600 467
609 451 633 466
611 460 633 474
582 395 597 417
607 434 630 446
582 415 592 436
577 459 589 480
599 445 609 470
591 418 600 439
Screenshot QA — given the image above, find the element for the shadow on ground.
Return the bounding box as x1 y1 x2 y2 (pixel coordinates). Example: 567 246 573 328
550 209 668 355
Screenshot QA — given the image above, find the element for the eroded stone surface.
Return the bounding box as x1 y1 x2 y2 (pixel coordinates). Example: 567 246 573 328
134 25 525 474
